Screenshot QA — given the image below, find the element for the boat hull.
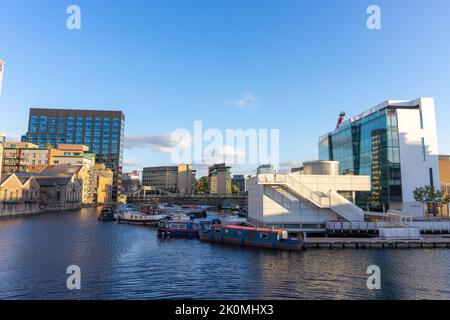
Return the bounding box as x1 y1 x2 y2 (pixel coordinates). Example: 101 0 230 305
117 219 159 226
199 225 306 251
98 216 115 222
199 233 305 251
98 208 115 222
117 217 160 226
157 228 199 238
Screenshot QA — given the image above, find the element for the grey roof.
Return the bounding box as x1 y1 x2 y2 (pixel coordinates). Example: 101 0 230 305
15 172 56 178
41 165 82 176
35 177 73 187
0 173 13 184
17 176 32 184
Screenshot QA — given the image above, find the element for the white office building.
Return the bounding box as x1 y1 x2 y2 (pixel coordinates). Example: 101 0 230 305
319 97 441 217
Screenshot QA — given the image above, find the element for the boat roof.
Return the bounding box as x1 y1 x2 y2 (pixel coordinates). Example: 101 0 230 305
213 224 285 234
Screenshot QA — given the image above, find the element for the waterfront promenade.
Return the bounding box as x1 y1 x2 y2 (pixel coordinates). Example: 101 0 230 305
306 236 450 249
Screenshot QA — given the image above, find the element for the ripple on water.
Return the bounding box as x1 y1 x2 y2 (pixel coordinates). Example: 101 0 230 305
1 208 450 300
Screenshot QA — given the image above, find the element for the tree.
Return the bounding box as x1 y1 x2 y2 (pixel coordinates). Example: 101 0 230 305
413 185 444 217
441 194 450 218
195 177 209 194
231 184 239 195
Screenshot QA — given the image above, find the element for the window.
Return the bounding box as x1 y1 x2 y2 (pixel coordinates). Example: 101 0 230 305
170 223 187 230
419 109 424 129
214 228 222 233
260 233 269 240
421 137 426 161
429 168 434 186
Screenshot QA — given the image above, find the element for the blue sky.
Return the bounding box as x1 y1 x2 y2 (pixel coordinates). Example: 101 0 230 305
1 0 450 177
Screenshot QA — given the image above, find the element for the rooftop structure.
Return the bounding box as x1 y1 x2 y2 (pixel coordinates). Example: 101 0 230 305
248 160 371 233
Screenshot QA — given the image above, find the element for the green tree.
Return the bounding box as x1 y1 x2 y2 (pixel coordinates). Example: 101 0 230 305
413 185 444 216
231 184 239 194
443 194 450 217
195 177 209 194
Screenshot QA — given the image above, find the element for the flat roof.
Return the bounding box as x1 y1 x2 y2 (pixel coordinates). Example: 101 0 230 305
143 166 178 171
320 97 430 140
29 108 125 119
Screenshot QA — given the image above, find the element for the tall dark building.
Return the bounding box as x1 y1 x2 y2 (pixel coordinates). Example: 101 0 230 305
24 108 125 200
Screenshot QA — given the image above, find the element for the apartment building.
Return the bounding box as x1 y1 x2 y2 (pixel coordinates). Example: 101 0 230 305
142 165 195 194
208 163 231 195
2 142 50 173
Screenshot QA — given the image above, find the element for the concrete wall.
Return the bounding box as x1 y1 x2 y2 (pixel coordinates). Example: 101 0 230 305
397 98 440 216
290 173 371 193
440 155 450 185
247 177 340 231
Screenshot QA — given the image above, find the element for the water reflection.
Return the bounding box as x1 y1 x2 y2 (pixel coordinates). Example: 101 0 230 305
0 208 449 300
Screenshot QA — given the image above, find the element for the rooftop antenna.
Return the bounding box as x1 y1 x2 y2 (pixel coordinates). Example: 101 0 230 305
336 111 346 129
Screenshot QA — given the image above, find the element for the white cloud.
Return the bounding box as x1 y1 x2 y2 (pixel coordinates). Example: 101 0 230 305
125 133 190 153
278 160 303 173
123 159 142 168
202 145 246 164
4 134 21 142
233 91 257 109
214 145 246 158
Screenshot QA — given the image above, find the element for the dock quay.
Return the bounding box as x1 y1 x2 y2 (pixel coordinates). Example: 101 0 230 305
305 235 450 250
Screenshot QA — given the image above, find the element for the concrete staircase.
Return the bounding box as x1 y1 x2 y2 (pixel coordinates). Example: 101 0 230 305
258 174 364 222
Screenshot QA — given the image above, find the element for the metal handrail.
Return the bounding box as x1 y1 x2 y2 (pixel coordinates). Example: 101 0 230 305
284 174 323 206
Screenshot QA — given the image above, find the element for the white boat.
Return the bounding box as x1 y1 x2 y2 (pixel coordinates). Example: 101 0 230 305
157 204 185 215
117 211 167 225
169 213 192 221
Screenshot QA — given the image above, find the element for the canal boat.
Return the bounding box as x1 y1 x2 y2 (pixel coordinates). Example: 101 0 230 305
157 217 221 238
183 208 208 218
221 203 240 213
117 211 167 226
199 224 306 251
98 207 115 221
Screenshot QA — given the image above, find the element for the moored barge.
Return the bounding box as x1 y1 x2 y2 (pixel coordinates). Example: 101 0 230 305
199 224 306 251
117 211 167 226
157 217 221 238
98 206 115 221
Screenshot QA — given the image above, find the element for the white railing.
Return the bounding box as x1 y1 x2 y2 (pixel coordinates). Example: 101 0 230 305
326 220 396 231
284 175 327 207
328 191 364 221
385 210 413 226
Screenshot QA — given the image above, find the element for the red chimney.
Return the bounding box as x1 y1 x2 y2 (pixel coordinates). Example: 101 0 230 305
336 112 346 129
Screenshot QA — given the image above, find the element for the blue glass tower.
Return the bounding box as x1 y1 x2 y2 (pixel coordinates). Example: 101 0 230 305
25 108 125 200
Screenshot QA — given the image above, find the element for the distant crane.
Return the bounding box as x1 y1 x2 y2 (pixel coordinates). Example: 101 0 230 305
336 111 346 129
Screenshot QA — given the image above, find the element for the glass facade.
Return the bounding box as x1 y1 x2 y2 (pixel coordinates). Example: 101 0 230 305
26 109 125 200
319 107 402 211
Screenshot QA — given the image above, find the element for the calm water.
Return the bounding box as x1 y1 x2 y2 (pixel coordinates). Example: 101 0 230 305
1 208 450 300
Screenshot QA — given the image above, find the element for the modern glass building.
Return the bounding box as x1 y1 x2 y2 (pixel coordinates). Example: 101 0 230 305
24 108 125 200
319 98 440 214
